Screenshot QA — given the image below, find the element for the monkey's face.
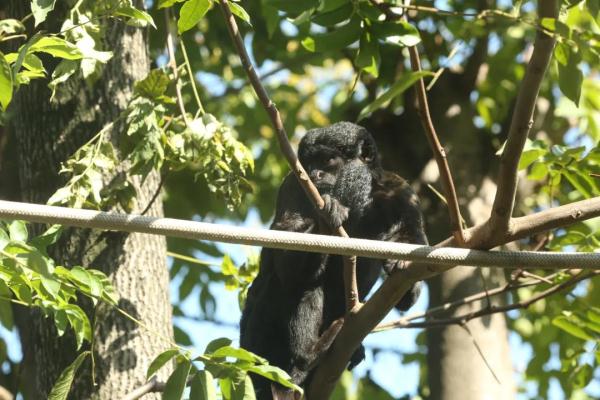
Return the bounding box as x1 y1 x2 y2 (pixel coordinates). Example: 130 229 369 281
303 149 344 194
299 122 382 210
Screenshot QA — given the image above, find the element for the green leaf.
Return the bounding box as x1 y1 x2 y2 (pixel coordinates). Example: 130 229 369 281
135 69 171 100
13 33 42 76
4 242 54 276
53 309 68 336
265 0 319 14
246 364 300 391
228 2 252 26
221 255 236 276
0 19 25 36
31 0 57 27
211 346 267 364
115 6 157 29
0 228 8 251
371 20 421 47
0 280 14 329
319 0 349 13
159 0 187 8
356 30 380 77
147 348 181 379
190 370 217 400
552 315 593 340
557 50 583 105
572 363 593 389
64 305 92 349
8 220 28 242
301 16 362 52
204 338 232 355
540 17 570 37
178 0 211 34
30 37 83 60
0 52 13 110
48 351 90 400
312 3 353 26
48 59 78 100
40 275 61 299
31 224 63 251
232 373 255 400
163 359 192 400
358 71 433 120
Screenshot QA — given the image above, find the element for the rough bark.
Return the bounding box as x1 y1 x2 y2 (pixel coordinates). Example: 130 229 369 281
5 2 173 398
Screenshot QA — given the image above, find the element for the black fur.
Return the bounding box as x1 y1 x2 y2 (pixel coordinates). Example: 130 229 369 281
240 122 427 399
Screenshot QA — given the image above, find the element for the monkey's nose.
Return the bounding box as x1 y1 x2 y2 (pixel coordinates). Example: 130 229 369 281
312 170 324 180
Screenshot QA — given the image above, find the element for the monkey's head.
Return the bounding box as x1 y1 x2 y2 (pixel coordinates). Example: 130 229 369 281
299 122 382 214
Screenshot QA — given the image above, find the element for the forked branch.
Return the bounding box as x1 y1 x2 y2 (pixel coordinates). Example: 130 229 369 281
489 0 558 234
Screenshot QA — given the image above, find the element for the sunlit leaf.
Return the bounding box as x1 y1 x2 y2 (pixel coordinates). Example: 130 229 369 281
178 0 211 34
147 348 181 379
32 0 57 27
358 71 433 120
0 52 13 110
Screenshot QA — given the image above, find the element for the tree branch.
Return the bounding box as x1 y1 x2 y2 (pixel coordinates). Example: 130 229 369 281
216 0 360 311
378 270 599 329
368 1 466 244
408 46 466 244
489 0 558 234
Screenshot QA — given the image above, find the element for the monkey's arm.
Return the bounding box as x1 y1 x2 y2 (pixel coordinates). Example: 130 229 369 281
268 173 328 288
369 172 428 311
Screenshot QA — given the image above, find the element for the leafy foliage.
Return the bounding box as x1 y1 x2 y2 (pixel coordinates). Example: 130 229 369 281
145 338 300 400
0 221 117 349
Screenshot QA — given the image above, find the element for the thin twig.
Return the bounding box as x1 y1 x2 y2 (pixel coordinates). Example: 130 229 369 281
369 0 466 243
179 38 205 117
374 276 546 332
164 9 190 126
379 271 598 329
140 170 167 216
405 19 466 244
217 0 360 311
460 324 502 384
488 0 558 235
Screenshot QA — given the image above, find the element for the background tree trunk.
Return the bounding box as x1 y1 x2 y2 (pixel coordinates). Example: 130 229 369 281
5 2 173 398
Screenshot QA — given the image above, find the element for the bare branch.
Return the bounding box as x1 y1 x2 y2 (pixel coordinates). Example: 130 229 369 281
489 0 558 234
216 0 360 310
408 46 466 244
508 196 600 242
122 377 160 400
369 0 466 245
378 271 599 329
375 269 573 332
461 324 501 384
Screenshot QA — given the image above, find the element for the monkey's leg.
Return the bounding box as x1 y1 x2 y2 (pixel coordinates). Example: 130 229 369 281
290 317 345 380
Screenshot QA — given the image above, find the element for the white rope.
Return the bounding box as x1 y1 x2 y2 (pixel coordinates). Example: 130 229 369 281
0 200 598 269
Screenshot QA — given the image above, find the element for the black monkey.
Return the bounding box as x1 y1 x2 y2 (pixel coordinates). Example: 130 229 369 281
240 122 427 399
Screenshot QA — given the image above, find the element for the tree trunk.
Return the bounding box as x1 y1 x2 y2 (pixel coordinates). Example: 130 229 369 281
5 2 173 398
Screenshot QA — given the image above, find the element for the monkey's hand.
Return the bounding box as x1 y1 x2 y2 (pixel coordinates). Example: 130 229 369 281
318 194 349 230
